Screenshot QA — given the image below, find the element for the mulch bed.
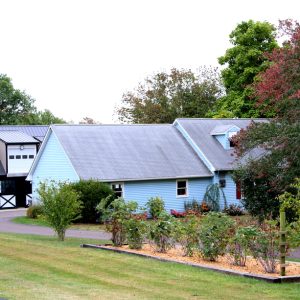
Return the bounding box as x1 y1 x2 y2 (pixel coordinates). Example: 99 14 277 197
81 243 300 283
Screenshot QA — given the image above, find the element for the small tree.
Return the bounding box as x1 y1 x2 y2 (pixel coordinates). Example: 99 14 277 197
97 197 138 246
227 226 258 266
175 214 201 257
203 183 227 212
124 215 148 249
249 221 280 273
146 197 165 219
37 181 82 241
148 212 176 253
198 212 235 261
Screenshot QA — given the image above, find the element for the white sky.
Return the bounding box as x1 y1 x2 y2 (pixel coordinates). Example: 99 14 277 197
0 0 299 123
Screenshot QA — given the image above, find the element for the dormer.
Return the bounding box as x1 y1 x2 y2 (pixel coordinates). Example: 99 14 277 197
210 124 240 150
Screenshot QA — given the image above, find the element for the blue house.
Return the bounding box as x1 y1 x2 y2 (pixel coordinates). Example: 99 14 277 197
27 119 265 212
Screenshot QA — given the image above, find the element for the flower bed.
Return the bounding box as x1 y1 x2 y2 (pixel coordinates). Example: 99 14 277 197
81 243 300 283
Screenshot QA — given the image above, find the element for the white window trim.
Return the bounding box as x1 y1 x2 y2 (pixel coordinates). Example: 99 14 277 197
176 179 189 198
111 182 125 198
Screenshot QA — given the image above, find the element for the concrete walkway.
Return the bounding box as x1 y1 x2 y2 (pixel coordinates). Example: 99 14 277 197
0 208 111 240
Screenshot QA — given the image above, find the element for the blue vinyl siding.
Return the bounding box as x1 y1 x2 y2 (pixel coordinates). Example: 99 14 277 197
122 178 212 213
215 135 227 149
31 131 79 203
214 172 241 209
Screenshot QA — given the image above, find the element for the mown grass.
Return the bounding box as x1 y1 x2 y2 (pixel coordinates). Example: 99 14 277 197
12 216 106 231
0 233 300 299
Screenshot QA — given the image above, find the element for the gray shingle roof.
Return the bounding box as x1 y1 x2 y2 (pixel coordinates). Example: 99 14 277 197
0 131 39 144
52 124 213 181
210 124 239 135
176 118 268 171
0 125 48 142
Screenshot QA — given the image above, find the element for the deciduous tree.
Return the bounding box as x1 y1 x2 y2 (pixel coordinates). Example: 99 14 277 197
116 67 223 124
0 74 35 124
233 20 300 219
214 20 278 118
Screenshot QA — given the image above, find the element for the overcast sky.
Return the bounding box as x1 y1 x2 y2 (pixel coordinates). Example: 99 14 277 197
0 0 299 123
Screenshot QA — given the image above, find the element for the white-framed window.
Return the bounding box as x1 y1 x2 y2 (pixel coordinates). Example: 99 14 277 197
176 179 188 197
111 183 124 198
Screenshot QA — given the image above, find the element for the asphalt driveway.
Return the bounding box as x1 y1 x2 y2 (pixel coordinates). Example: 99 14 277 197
0 208 111 240
1 209 300 259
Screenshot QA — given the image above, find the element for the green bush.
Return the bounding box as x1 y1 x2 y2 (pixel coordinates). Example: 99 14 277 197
70 180 115 223
146 197 165 219
124 216 148 249
26 204 43 219
227 226 258 266
38 181 82 241
198 212 235 261
184 199 202 214
148 212 175 253
97 197 138 247
175 215 201 256
249 221 279 273
223 204 244 216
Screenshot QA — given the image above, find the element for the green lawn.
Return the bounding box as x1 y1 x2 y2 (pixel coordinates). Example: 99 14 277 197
0 233 300 299
12 216 106 231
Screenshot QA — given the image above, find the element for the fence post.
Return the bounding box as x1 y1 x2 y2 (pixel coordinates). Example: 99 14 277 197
280 210 286 276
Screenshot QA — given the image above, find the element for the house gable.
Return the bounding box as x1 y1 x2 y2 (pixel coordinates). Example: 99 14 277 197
29 129 79 202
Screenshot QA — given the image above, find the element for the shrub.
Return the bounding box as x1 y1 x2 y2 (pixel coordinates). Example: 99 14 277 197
97 197 138 247
26 204 43 219
223 204 244 216
200 201 211 213
70 180 115 223
124 216 148 249
249 220 279 273
203 183 227 212
170 209 186 218
175 215 201 256
148 212 175 253
37 181 82 241
227 226 258 266
184 199 201 214
146 197 165 219
198 212 235 261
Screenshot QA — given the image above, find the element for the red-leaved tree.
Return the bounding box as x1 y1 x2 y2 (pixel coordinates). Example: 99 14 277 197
233 20 300 220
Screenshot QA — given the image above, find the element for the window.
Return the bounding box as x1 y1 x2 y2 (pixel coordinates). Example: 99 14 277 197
177 180 188 197
16 155 21 159
219 172 226 188
22 155 28 159
9 155 14 159
111 183 123 198
0 180 16 195
29 155 34 159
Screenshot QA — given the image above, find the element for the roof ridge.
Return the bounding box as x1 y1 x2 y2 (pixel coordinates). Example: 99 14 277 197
0 125 49 127
176 118 268 120
51 123 172 127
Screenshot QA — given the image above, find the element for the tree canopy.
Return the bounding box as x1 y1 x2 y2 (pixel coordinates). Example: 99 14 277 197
0 74 65 125
116 67 223 124
213 20 278 118
233 20 300 219
0 74 35 124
